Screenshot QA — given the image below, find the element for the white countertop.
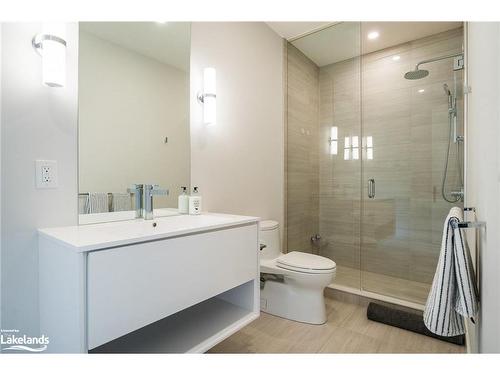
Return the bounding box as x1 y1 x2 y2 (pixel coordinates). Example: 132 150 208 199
78 207 180 225
39 213 259 252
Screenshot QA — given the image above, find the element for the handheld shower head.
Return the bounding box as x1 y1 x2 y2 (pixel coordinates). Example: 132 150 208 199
404 68 429 80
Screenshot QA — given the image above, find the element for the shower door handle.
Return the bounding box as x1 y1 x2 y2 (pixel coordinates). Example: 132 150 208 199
368 179 375 199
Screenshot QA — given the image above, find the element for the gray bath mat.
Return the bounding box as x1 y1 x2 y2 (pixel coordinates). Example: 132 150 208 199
366 302 465 346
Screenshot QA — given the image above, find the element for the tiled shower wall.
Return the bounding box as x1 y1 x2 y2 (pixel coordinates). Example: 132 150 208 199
287 27 464 304
285 44 320 253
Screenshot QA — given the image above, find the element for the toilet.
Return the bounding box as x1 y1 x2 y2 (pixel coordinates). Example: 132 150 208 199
259 220 336 325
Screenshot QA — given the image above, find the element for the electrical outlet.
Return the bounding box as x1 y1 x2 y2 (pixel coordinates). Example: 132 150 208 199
35 160 58 189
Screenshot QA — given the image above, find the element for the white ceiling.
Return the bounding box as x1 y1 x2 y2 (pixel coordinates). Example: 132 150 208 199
291 22 359 66
360 22 463 55
80 22 191 71
266 22 334 40
271 22 462 67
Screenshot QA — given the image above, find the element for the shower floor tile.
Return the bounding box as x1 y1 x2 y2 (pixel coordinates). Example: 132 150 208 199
333 265 431 305
208 297 465 354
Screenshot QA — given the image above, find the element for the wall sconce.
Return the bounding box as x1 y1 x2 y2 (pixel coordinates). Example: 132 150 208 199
197 67 216 125
328 126 338 155
32 23 67 88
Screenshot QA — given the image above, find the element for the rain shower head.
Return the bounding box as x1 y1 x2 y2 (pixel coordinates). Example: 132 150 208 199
403 52 464 81
404 68 429 80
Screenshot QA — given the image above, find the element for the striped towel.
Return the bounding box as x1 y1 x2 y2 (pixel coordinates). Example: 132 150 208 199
88 192 109 214
111 192 132 212
423 206 479 336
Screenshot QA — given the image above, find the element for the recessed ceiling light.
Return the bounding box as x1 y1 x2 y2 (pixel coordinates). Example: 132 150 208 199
418 89 425 93
392 55 401 61
367 31 379 40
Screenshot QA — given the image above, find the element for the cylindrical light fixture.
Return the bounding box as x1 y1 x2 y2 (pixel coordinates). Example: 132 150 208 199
197 67 216 126
32 23 67 88
329 126 338 155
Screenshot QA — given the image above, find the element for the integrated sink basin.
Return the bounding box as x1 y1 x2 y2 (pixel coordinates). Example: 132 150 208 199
40 212 259 252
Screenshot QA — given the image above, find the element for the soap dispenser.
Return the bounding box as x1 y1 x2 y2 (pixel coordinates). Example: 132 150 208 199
189 187 202 215
178 186 189 214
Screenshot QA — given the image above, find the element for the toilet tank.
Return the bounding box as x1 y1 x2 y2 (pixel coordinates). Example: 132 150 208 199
259 220 281 259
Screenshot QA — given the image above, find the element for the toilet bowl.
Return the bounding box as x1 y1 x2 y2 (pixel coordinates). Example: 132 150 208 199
259 220 336 325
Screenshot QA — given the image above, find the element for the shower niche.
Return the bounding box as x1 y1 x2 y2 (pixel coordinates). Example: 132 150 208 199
285 22 465 307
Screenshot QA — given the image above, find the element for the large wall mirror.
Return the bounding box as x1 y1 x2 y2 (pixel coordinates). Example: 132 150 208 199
78 22 191 224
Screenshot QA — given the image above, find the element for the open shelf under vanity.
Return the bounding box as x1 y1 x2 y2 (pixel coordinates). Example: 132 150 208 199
90 280 259 353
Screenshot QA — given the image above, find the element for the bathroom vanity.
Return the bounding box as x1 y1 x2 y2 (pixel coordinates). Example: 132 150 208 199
38 213 260 353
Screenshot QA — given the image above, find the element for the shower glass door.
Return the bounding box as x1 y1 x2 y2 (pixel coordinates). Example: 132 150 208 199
285 22 464 306
360 24 464 304
286 22 362 289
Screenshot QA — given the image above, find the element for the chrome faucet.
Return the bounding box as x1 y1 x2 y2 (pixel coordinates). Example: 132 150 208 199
127 184 144 219
143 184 168 220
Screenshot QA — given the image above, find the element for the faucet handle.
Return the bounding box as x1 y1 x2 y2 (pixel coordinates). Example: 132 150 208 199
127 184 144 219
142 185 168 220
150 184 168 196
127 184 144 194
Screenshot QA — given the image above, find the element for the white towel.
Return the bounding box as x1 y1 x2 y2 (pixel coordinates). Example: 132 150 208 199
111 192 132 212
423 206 479 337
78 194 89 214
88 192 109 214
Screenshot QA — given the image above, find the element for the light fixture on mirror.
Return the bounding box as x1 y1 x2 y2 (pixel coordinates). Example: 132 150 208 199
366 136 374 160
197 67 217 126
352 136 359 160
344 137 351 160
343 136 362 160
328 126 338 155
32 23 67 88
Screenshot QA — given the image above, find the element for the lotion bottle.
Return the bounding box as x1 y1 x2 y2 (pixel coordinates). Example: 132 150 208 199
189 186 202 215
178 186 189 214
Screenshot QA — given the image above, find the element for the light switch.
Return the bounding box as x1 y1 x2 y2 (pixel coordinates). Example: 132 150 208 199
36 160 58 189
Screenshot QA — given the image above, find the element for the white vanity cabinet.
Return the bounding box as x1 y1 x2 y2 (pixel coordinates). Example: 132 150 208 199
38 214 260 353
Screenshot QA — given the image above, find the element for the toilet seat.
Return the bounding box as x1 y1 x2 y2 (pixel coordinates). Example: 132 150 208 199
276 251 336 275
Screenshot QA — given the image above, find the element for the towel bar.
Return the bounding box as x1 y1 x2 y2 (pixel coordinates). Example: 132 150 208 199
79 192 114 197
452 221 486 229
452 207 486 229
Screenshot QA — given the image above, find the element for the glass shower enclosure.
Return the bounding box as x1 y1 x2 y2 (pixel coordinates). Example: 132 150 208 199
285 22 464 306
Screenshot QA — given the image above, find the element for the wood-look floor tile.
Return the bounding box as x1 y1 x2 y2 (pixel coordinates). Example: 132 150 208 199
208 297 465 354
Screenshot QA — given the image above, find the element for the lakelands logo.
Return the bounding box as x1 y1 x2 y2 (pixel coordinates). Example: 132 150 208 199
0 329 49 352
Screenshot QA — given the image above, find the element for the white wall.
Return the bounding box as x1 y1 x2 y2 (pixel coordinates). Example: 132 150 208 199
79 32 190 208
467 22 500 353
0 23 3 332
190 23 284 229
0 21 285 339
0 23 79 336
